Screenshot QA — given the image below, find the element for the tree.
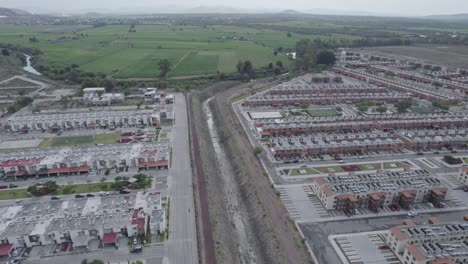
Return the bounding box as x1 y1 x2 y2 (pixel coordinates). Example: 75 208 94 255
395 100 412 113
236 60 244 74
89 260 104 264
29 37 39 43
253 146 263 156
158 59 171 78
276 61 283 68
335 107 342 112
376 106 387 113
295 39 318 71
273 67 282 75
1 49 9 56
243 61 254 77
131 261 144 264
267 62 273 69
316 50 336 66
357 105 368 112
67 69 80 84
103 79 114 92
287 32 292 38
432 101 450 111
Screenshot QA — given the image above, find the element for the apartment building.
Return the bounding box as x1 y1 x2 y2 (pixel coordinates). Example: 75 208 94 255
5 110 161 133
312 170 447 214
386 218 468 264
0 192 166 252
0 143 170 178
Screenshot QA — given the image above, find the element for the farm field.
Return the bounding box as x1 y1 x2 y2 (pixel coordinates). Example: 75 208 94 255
0 24 330 78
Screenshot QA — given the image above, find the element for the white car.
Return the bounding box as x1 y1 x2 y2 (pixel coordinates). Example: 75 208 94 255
407 211 418 217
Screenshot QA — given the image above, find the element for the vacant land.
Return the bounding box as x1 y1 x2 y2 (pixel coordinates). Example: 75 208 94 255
39 133 121 148
367 45 468 69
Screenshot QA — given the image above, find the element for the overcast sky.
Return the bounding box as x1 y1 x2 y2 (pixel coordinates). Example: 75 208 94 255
1 0 468 15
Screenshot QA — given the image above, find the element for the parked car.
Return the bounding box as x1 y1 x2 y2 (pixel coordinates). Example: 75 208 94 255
407 211 418 217
0 185 8 189
130 245 142 253
75 194 85 198
416 152 424 156
120 189 131 194
8 184 18 188
86 193 95 197
463 188 468 192
451 150 458 154
51 196 60 200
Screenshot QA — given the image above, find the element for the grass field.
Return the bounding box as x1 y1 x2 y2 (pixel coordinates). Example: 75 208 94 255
0 24 305 78
307 109 339 117
40 133 121 148
0 189 29 200
0 182 114 201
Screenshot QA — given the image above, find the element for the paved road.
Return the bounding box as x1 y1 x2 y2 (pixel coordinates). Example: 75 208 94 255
165 94 198 264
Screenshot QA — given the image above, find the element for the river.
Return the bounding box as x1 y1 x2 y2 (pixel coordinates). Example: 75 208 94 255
22 54 41 75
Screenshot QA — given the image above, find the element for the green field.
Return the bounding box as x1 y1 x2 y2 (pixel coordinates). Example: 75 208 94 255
307 109 340 117
0 24 307 78
0 189 29 200
40 133 121 148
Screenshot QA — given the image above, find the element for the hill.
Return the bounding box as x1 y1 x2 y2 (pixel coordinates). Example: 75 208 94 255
426 13 468 21
0 7 31 16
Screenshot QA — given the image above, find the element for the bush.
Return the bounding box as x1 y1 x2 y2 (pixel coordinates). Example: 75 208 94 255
253 146 263 156
443 155 462 165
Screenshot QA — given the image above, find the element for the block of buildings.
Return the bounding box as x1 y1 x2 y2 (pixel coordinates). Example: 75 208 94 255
311 170 448 214
386 218 468 264
0 143 170 179
0 192 167 252
5 109 163 133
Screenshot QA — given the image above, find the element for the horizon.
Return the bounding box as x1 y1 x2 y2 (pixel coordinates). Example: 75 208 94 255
1 0 468 16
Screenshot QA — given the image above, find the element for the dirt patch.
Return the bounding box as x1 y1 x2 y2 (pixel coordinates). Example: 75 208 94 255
366 45 468 69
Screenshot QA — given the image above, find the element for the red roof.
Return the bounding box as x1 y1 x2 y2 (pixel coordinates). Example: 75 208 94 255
428 217 441 224
132 209 146 230
0 243 12 256
139 160 169 168
15 170 28 177
406 245 426 261
48 166 90 174
390 227 407 241
402 219 416 226
102 232 118 244
315 177 326 186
